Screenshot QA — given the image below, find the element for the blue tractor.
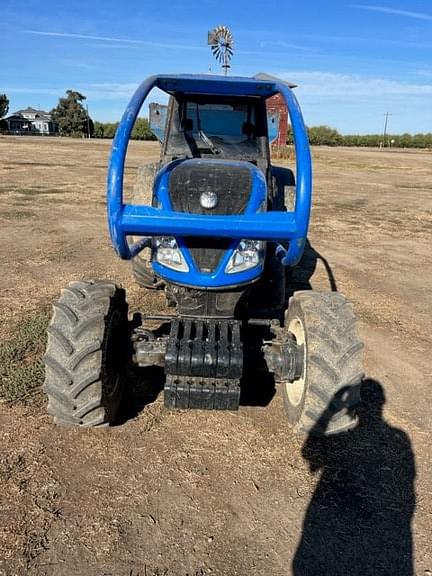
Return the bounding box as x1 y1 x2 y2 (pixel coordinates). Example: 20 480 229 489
43 74 363 433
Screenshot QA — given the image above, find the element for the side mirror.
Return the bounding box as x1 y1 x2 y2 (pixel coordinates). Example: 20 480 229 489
267 111 280 145
149 102 168 143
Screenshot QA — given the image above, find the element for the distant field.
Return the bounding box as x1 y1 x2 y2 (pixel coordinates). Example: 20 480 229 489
0 136 430 575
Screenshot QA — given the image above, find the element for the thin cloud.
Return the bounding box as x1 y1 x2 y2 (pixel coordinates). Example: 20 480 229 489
279 70 432 97
289 31 432 50
4 87 64 96
415 69 432 78
258 40 317 53
354 5 432 22
24 29 205 51
86 82 140 99
25 30 145 44
4 82 166 102
6 86 134 101
57 58 95 70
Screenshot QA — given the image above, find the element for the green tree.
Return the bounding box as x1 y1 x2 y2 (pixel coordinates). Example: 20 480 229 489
51 90 93 136
92 118 156 140
131 117 156 140
0 94 9 118
412 133 426 148
398 133 413 148
102 122 119 138
93 121 105 138
308 125 342 146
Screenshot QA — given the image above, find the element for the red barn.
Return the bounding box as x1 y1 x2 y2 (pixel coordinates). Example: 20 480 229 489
267 92 289 146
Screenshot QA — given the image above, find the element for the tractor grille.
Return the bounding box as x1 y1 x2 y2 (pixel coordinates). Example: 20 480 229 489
184 237 232 273
168 161 252 273
168 161 252 215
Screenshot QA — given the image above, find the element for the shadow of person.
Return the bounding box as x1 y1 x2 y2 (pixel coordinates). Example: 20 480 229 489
293 379 416 576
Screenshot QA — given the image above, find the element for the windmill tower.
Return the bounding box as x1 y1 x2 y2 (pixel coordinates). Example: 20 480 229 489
208 26 234 75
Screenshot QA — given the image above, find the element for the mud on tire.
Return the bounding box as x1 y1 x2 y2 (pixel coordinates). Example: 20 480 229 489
282 291 363 435
43 280 128 427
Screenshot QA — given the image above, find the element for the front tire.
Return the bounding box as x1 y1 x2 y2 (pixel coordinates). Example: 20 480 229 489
43 280 128 427
132 256 163 290
281 291 363 435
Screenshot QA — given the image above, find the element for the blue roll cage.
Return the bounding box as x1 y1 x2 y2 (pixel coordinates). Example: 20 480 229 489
107 74 312 284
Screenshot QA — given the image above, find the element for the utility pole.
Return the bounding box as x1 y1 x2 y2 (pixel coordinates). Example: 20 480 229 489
382 112 392 147
86 104 91 139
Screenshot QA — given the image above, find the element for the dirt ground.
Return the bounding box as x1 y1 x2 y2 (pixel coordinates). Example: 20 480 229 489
0 137 431 575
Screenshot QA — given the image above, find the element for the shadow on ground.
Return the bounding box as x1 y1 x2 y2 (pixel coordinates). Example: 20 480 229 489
293 378 416 576
288 238 338 294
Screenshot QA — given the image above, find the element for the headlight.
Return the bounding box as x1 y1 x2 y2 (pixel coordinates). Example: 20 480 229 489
154 237 189 272
225 239 265 274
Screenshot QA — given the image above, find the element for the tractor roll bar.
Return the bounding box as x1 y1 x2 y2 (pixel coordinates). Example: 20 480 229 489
107 74 312 266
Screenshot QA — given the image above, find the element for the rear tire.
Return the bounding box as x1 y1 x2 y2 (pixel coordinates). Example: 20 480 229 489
43 280 128 427
281 291 363 435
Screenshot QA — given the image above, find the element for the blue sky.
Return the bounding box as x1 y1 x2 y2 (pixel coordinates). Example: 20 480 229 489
1 0 431 134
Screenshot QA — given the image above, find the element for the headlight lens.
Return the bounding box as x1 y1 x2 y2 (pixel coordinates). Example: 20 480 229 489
225 239 265 274
154 237 189 272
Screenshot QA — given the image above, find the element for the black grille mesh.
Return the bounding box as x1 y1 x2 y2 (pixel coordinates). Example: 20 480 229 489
168 161 252 215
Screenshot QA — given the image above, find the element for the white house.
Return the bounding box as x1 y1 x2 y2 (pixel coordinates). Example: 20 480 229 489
5 107 58 134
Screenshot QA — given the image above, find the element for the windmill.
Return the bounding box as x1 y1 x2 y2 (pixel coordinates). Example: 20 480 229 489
208 25 234 75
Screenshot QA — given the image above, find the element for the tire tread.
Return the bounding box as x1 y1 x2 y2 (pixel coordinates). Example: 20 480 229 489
282 291 363 436
43 280 127 427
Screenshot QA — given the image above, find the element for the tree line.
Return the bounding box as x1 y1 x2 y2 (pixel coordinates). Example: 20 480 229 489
93 118 155 140
293 125 432 148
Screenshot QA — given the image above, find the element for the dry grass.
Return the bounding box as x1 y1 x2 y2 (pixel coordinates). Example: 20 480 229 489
270 144 294 160
0 186 63 195
0 309 49 403
0 209 35 220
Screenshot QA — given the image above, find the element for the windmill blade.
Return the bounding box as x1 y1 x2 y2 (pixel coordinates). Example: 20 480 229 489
208 25 234 72
207 31 217 45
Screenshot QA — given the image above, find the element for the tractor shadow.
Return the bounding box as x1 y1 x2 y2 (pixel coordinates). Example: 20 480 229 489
240 238 337 407
116 365 165 425
293 378 416 576
115 316 167 425
287 238 337 295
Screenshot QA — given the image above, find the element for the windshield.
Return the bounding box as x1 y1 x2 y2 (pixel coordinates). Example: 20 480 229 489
164 97 264 162
186 102 255 145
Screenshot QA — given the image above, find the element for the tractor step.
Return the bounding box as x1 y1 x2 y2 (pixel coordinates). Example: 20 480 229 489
164 375 241 410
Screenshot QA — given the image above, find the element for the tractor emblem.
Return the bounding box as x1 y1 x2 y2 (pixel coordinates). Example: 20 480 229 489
200 190 219 209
